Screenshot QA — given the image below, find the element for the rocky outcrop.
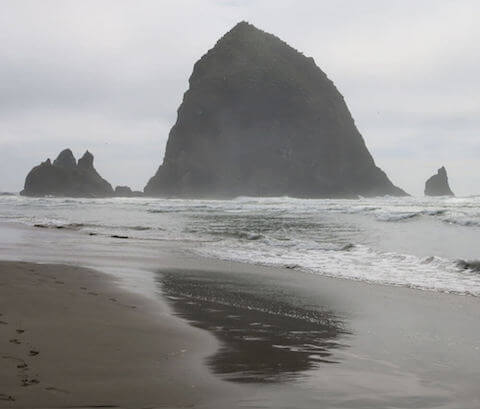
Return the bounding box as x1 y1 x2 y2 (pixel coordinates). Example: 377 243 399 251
114 186 144 197
115 186 133 196
53 149 77 169
21 149 114 197
456 259 480 272
145 21 407 198
425 166 454 196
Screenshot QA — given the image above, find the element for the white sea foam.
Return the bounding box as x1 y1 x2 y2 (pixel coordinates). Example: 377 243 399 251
196 243 480 296
1 194 480 296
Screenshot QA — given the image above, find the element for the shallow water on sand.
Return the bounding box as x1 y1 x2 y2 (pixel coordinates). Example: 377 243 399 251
159 266 480 409
160 269 348 383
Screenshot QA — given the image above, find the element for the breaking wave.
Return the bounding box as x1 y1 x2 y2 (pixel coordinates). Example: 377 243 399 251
2 194 480 296
197 242 480 296
442 217 480 227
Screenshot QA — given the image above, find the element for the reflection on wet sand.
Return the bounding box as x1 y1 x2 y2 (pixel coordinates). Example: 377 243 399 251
159 269 349 383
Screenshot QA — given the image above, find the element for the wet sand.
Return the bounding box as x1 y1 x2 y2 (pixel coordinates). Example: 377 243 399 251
0 261 238 408
160 269 348 383
156 260 480 409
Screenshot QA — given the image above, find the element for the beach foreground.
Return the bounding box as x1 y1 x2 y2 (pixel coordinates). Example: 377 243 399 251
0 261 237 409
0 219 480 408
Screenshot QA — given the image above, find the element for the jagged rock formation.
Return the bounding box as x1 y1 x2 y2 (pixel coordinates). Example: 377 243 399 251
21 149 114 197
114 186 144 197
53 148 77 169
145 21 407 198
425 166 454 196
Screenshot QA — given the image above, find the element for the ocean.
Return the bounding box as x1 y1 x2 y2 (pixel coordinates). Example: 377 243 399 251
1 194 479 297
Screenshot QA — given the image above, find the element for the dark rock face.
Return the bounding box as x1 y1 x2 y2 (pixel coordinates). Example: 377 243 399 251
53 149 76 169
77 150 94 170
456 259 480 272
115 185 133 196
114 186 144 197
21 150 114 197
425 166 454 196
145 22 407 198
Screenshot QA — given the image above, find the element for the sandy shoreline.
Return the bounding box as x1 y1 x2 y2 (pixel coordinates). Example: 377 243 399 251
0 260 238 409
1 221 480 408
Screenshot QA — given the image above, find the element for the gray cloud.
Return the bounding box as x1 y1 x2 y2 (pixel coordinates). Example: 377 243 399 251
0 0 479 195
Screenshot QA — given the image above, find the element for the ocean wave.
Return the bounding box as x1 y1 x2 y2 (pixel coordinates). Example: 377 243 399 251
422 209 447 216
195 243 480 297
442 217 480 227
207 230 264 241
130 225 152 231
375 212 420 222
3 195 480 297
345 206 380 214
147 208 183 214
373 209 447 222
340 243 355 251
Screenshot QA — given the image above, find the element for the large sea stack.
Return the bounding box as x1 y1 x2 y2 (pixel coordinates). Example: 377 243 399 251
21 149 114 197
145 22 406 198
425 166 454 196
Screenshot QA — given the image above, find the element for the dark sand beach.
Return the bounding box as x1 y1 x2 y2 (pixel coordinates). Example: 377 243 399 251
0 261 239 409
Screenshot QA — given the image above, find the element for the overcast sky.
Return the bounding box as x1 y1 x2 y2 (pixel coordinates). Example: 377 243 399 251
1 0 479 195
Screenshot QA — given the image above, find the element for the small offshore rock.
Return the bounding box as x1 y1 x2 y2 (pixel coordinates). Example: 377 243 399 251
21 149 114 198
425 166 454 196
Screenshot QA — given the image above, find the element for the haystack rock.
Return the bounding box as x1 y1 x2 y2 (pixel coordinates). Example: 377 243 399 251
21 149 114 197
145 22 407 198
425 166 454 196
